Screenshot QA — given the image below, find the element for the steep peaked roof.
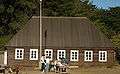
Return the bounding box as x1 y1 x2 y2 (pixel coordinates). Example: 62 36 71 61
6 16 113 48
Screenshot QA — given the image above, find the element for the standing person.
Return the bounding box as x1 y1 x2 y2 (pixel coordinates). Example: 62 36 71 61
45 56 50 72
41 55 45 72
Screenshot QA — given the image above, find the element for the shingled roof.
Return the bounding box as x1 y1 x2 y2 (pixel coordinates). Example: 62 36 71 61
6 16 113 48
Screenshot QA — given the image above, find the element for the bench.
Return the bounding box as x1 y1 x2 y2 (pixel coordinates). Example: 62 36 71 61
0 64 6 74
59 66 69 74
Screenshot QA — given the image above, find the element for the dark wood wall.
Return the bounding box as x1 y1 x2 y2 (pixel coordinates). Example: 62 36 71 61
7 47 40 70
7 47 115 70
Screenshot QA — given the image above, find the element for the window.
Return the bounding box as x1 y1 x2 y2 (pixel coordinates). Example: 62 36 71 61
30 49 38 60
70 50 79 61
57 50 66 60
99 51 107 62
84 50 93 61
15 48 24 60
45 49 53 60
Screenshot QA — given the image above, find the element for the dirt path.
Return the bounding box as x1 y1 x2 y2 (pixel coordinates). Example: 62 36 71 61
14 66 120 74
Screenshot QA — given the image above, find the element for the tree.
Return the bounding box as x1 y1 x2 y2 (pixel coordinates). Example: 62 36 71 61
41 0 96 17
0 0 38 35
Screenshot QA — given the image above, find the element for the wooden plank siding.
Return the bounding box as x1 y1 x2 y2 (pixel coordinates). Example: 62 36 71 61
6 47 115 70
0 51 4 64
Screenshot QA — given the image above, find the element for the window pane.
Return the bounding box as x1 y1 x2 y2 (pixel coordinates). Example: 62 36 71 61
103 53 105 57
75 57 77 59
86 54 88 57
17 56 19 58
49 51 51 53
75 52 77 54
20 55 22 58
72 52 74 54
72 55 74 58
89 57 91 60
17 53 19 55
31 55 33 58
86 57 88 60
46 54 48 56
31 51 33 55
17 50 19 52
20 53 22 55
89 54 91 57
34 51 36 58
100 52 102 55
86 52 88 54
20 50 22 53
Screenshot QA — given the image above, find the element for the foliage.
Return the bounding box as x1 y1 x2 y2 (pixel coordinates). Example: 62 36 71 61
0 35 12 45
0 0 120 49
100 7 120 35
93 19 112 39
41 0 96 17
111 34 120 48
0 0 38 35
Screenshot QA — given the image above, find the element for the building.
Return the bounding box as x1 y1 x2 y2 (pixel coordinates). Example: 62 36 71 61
5 16 115 69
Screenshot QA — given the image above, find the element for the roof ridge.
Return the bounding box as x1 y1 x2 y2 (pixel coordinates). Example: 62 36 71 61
32 16 87 19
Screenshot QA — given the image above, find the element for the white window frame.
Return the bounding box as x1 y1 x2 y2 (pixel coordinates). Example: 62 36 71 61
30 49 38 60
45 49 53 60
57 50 66 60
15 48 24 60
70 50 79 61
99 51 107 62
84 50 93 62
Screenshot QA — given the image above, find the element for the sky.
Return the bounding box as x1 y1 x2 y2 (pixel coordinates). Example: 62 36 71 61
90 0 120 9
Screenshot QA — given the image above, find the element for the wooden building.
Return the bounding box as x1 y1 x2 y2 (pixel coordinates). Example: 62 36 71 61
5 16 115 69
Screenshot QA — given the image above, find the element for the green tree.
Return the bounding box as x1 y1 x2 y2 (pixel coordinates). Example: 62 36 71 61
41 0 96 17
0 0 38 35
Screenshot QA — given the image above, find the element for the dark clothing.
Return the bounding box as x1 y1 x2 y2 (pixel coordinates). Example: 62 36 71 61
41 63 45 71
56 65 59 72
49 64 54 71
61 58 68 64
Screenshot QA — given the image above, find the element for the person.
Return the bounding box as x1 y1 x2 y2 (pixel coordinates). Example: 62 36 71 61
16 66 19 74
61 57 68 66
56 59 63 73
49 60 54 71
45 56 50 72
54 60 58 72
40 55 45 72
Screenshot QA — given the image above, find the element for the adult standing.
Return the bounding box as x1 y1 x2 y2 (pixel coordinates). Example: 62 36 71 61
41 55 45 72
45 56 50 72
